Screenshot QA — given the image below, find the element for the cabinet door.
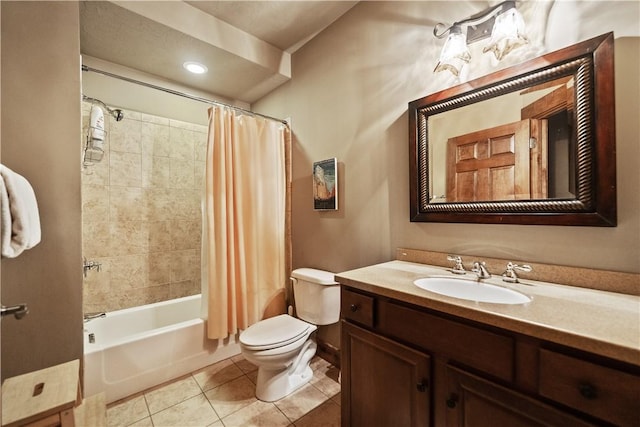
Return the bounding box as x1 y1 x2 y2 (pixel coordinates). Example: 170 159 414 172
444 365 596 427
341 321 430 427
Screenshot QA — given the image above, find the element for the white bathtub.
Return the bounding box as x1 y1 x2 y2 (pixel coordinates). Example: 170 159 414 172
83 294 241 403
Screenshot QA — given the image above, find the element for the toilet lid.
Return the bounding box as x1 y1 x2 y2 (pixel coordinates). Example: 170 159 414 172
240 314 312 351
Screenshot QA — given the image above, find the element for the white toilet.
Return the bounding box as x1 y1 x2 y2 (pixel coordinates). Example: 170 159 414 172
239 268 340 402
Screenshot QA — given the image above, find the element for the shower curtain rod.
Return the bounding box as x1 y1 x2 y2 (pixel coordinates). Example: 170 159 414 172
81 64 289 127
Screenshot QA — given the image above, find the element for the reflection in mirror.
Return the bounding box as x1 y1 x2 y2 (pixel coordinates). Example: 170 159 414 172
409 32 616 226
428 76 575 203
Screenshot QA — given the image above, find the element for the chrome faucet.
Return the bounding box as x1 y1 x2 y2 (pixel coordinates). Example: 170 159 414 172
471 261 491 279
84 312 106 322
83 257 102 278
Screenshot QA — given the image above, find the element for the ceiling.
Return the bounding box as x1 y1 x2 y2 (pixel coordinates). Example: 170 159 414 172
79 1 358 104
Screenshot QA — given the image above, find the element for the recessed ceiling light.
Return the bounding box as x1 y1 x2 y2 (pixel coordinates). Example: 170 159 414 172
183 61 208 74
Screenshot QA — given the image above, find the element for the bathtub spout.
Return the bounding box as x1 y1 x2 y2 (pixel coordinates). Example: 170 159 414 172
84 312 106 322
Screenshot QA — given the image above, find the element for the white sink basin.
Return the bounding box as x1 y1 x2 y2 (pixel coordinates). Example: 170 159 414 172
414 277 531 304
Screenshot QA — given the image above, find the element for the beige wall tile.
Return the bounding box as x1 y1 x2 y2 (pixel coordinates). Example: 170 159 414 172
110 118 142 153
83 221 111 258
148 252 172 285
170 250 199 282
110 186 148 221
110 254 148 289
147 188 174 221
110 220 149 255
171 220 201 250
82 150 110 186
169 127 195 161
83 108 205 313
110 151 142 187
82 184 109 223
142 155 171 188
172 189 201 220
194 161 206 191
141 122 170 157
148 220 173 252
170 280 200 299
194 136 207 162
169 158 195 189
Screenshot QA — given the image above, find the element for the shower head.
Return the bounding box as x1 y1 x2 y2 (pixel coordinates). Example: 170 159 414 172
83 95 125 122
111 109 124 122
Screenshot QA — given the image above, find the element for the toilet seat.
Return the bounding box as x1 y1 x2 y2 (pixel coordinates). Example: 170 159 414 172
240 314 313 351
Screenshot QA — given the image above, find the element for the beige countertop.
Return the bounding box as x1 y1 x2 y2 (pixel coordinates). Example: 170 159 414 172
336 260 640 366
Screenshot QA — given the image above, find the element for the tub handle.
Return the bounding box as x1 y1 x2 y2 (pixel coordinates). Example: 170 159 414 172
83 257 102 277
1 303 29 320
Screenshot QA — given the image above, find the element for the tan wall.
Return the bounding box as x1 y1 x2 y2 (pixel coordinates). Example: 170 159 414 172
1 2 83 379
253 2 640 347
255 1 640 274
81 102 206 313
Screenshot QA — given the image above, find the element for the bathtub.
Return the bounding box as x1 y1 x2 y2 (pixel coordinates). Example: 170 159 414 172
83 294 241 404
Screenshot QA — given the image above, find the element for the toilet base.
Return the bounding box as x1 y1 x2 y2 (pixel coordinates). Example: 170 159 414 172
255 339 317 402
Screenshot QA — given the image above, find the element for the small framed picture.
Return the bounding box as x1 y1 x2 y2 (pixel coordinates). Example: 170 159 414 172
313 158 338 210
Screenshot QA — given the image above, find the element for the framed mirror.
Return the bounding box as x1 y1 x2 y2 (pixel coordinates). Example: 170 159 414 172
409 32 616 226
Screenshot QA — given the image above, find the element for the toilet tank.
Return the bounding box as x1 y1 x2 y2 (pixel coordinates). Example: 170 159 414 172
291 268 340 325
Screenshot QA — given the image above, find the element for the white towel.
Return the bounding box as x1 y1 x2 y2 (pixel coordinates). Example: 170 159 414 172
0 164 41 258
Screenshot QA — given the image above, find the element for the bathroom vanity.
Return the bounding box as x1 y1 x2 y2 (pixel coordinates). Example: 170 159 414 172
337 259 640 426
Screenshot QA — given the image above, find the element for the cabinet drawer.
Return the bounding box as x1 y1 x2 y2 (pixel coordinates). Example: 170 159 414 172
341 288 374 327
539 348 640 426
379 301 514 382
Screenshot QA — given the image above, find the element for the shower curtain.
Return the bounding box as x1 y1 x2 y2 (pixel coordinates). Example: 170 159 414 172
203 105 290 340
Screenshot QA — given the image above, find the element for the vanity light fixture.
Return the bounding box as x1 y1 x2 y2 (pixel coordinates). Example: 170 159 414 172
433 0 528 76
183 61 208 74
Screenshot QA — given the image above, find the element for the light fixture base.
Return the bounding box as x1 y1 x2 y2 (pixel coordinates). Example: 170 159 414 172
466 17 496 44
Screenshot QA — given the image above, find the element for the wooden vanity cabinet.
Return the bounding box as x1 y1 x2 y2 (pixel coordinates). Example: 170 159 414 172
443 365 595 426
340 286 639 427
341 321 431 427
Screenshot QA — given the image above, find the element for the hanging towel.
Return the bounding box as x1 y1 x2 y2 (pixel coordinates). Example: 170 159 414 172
0 164 41 258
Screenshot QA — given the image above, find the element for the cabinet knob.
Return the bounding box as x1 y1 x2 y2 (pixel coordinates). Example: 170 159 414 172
350 304 359 312
579 383 598 400
446 393 459 408
416 379 428 392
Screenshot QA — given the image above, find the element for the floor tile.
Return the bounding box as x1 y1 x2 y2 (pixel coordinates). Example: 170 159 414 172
246 368 259 385
231 354 258 374
128 417 154 427
106 395 149 427
331 392 341 407
275 383 329 422
151 394 219 427
103 355 340 427
220 400 291 427
193 358 245 392
309 358 341 398
145 376 203 414
205 375 258 418
293 400 341 427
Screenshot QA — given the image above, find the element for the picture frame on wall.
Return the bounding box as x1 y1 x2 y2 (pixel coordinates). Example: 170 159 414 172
313 158 338 210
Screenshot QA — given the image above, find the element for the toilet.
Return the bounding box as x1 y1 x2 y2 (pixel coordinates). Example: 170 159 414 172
239 268 340 402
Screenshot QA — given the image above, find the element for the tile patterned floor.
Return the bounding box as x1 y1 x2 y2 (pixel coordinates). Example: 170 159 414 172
106 355 341 427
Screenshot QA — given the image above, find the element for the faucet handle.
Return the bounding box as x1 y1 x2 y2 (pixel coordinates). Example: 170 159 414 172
447 255 466 275
502 262 532 283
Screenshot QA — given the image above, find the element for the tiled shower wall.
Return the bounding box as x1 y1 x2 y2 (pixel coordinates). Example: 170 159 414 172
81 102 207 313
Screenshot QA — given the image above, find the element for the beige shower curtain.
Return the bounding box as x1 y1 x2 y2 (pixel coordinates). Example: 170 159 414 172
203 105 291 340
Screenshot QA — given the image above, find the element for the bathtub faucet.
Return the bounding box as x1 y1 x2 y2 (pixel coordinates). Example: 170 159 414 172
83 257 102 277
84 312 106 322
